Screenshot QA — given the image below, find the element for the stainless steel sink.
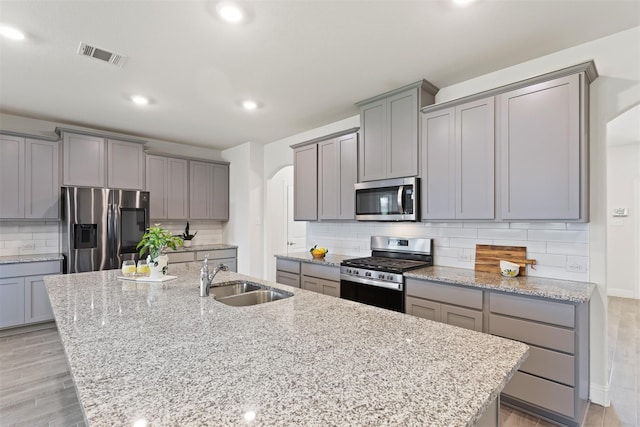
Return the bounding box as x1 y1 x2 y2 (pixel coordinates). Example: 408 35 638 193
212 281 293 307
209 281 262 299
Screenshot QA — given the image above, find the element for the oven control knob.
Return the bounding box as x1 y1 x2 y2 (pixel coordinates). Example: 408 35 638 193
378 273 385 279
354 270 359 275
346 268 352 274
365 271 371 277
387 275 394 280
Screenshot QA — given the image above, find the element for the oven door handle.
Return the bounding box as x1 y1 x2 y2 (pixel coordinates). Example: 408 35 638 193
340 274 403 291
397 186 404 214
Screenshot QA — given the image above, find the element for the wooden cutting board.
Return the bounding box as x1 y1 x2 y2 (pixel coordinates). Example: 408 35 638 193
474 244 536 276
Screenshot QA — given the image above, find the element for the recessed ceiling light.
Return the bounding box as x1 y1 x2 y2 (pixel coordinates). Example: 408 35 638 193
0 25 26 41
131 95 149 106
242 100 258 110
216 2 244 23
452 0 476 6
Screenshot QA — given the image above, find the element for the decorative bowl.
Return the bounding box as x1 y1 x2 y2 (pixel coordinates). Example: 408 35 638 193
311 252 326 259
500 260 520 277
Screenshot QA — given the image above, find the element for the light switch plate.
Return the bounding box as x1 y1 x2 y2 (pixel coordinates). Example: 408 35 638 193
612 208 628 217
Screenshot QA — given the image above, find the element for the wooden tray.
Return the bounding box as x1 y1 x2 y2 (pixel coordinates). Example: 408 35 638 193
474 244 536 276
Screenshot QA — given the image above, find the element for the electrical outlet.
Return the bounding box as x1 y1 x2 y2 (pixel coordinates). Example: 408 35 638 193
21 242 35 250
566 264 586 273
458 253 471 262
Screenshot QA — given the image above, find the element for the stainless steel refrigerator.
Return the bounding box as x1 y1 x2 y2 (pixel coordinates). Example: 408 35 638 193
61 187 150 273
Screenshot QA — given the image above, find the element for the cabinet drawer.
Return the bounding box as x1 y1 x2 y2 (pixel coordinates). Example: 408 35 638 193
196 249 236 261
276 271 300 288
490 292 575 328
503 371 575 418
301 262 339 281
489 313 574 354
0 260 61 279
521 345 575 387
276 259 300 274
441 303 483 332
166 252 195 263
405 279 483 310
406 296 440 321
319 278 340 298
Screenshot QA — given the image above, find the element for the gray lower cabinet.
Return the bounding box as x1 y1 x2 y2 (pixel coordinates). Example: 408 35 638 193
489 292 589 427
0 135 59 219
275 259 301 288
318 133 358 220
356 81 438 181
0 260 60 329
189 161 229 221
61 130 145 190
498 73 584 220
195 249 237 272
404 277 589 426
166 249 237 272
301 262 340 297
405 278 483 332
293 144 318 221
146 154 188 219
420 97 494 220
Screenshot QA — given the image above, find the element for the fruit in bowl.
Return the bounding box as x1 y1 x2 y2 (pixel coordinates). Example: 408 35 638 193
500 260 520 277
310 245 328 259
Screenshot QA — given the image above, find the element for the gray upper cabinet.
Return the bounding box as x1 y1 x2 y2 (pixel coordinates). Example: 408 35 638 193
146 154 188 220
356 80 438 182
189 160 229 221
0 135 25 218
107 139 145 190
318 133 358 220
498 73 582 220
293 144 318 221
421 97 494 220
63 132 105 187
60 129 146 190
0 135 59 219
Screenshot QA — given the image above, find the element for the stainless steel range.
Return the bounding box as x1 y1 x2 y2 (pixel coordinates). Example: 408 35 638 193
340 236 433 312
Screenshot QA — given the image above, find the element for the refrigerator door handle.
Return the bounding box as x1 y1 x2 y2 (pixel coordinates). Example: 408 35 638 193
108 202 119 270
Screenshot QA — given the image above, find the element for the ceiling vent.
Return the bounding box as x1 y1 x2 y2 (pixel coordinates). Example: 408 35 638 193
77 42 127 67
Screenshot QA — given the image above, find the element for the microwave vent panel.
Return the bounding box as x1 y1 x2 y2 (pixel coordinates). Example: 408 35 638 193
77 42 127 67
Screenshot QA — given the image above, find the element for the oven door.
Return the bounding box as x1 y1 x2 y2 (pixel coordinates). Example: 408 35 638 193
340 275 404 312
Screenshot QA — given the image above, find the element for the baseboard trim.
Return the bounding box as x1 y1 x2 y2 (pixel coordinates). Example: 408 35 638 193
590 382 610 407
607 288 637 299
0 321 56 337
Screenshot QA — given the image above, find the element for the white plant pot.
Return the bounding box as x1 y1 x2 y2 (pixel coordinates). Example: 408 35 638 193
148 255 169 278
183 240 192 248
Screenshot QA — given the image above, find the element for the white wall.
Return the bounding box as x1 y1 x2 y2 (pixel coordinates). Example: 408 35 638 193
221 142 264 277
606 139 640 298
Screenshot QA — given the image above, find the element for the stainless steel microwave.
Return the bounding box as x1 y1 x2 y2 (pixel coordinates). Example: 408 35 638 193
355 177 419 221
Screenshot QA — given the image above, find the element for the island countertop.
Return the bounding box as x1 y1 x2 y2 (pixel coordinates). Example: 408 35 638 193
45 264 528 427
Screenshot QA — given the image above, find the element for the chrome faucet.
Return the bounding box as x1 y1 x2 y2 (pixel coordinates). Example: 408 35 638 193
199 255 229 297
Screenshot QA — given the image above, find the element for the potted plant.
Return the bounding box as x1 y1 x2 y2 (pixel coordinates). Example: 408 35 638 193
137 224 183 278
181 222 197 248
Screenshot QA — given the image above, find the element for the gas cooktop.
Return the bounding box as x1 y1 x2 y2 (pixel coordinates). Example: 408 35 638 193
342 256 431 274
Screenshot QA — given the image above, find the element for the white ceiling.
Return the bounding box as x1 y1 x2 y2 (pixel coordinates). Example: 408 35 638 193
1 0 639 150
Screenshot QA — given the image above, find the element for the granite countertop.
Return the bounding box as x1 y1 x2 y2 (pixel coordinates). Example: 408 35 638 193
0 253 64 265
275 252 354 267
165 243 237 253
45 264 528 427
405 266 595 303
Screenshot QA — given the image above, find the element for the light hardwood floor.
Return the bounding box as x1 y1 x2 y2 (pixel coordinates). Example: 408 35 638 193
0 297 638 427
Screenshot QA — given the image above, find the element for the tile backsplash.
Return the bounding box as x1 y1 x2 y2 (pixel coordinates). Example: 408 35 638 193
307 221 590 282
0 220 223 257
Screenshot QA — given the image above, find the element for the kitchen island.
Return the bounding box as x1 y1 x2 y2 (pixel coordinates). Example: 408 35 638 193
44 263 528 426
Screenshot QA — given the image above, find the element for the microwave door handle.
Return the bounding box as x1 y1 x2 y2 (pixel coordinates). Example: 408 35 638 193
397 186 404 214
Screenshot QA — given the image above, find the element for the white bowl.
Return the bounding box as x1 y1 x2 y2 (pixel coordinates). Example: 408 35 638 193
500 260 520 277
